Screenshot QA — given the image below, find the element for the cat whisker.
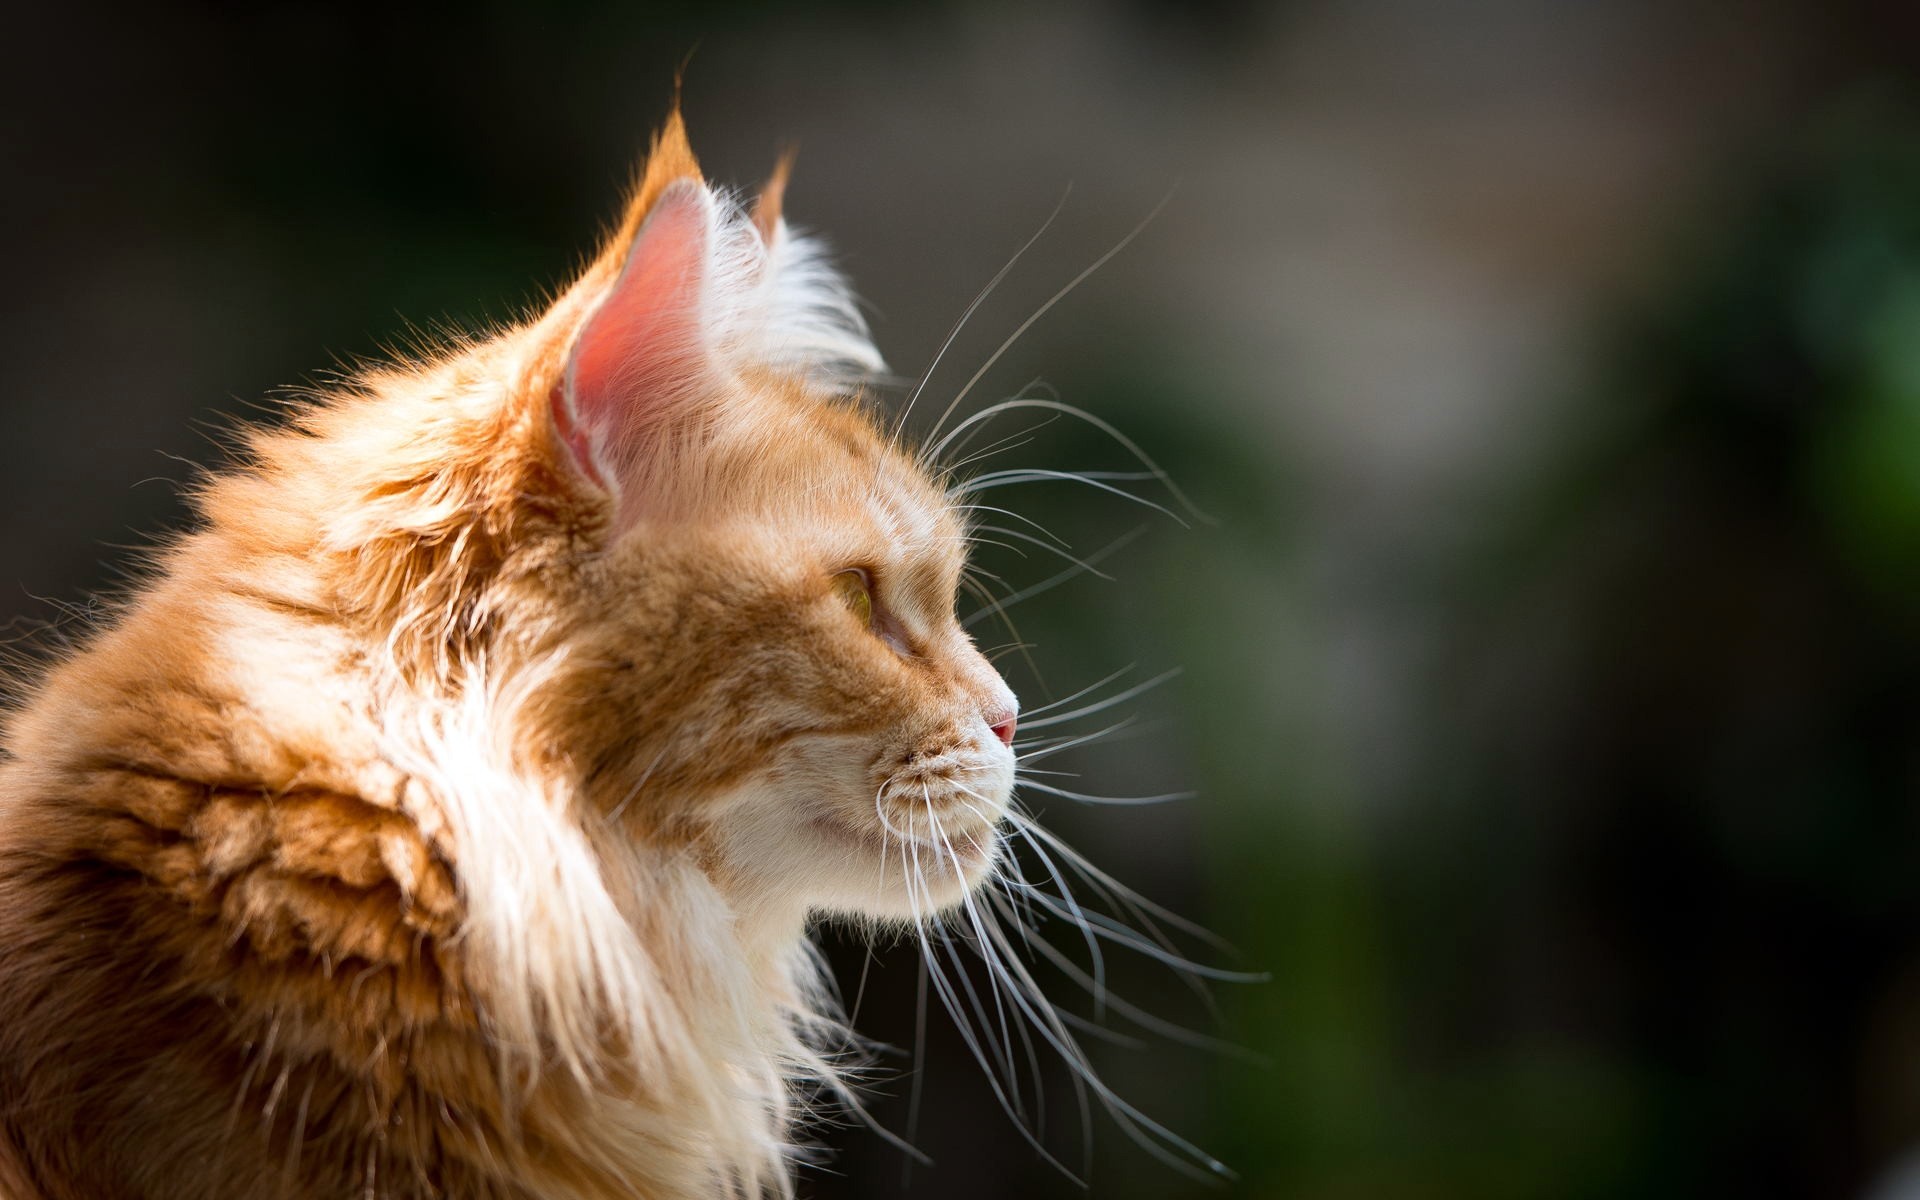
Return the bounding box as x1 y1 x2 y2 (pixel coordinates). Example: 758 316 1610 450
961 535 1029 559
1013 716 1142 766
1017 666 1183 731
929 378 1062 484
950 468 1189 528
892 191 1068 443
870 772 915 842
960 525 1149 629
982 890 1255 1062
998 799 1235 1031
978 816 1251 1178
904 955 932 1183
933 819 1050 1137
1000 887 1264 985
959 570 1046 687
900 809 933 1175
1031 1001 1152 1050
900 818 1083 1184
1016 778 1195 807
970 524 1115 580
937 398 1209 531
921 813 1219 1184
983 640 1039 665
873 774 905 902
1000 816 1108 1021
918 193 1172 460
952 795 1049 946
936 414 1061 477
968 905 1236 1185
1004 811 1243 957
945 501 1070 548
1015 662 1139 719
993 821 1249 1057
1015 716 1174 761
1004 764 1075 778
962 561 1017 599
1008 736 1094 759
932 880 1025 1124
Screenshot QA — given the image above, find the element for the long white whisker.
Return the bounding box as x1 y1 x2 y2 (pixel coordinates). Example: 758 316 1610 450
985 890 1263 1063
971 525 1116 580
964 891 1237 1183
960 567 1049 690
996 935 1236 1181
945 502 1070 547
1017 779 1195 807
966 535 1030 559
937 414 1062 476
1004 805 1237 1021
1015 716 1141 766
925 812 1025 1125
1017 663 1138 719
1004 819 1107 1021
936 393 1209 525
1004 888 1266 984
1017 667 1184 731
937 821 1052 1137
1008 814 1240 953
951 469 1189 527
921 193 1174 455
905 813 1081 1183
895 191 1068 442
961 526 1150 629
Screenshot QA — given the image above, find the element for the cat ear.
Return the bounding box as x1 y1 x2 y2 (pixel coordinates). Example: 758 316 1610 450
548 114 885 521
555 113 717 509
559 181 714 489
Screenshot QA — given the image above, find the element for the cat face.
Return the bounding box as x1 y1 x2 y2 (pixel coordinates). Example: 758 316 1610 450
526 117 1017 922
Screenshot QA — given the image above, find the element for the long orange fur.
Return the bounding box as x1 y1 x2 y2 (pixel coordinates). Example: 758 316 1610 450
0 113 1020 1199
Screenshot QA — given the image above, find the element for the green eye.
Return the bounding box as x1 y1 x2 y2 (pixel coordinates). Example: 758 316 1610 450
831 569 874 628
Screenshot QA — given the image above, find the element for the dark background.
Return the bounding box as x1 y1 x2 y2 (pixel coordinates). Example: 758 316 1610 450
6 2 1920 1197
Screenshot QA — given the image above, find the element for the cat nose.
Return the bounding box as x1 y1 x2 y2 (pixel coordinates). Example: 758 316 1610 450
988 711 1017 747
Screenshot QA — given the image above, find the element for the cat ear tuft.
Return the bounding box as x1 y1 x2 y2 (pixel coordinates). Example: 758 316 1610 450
615 108 706 249
751 149 795 246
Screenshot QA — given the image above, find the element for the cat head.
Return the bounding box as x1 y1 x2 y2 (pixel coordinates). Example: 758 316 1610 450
293 112 1019 925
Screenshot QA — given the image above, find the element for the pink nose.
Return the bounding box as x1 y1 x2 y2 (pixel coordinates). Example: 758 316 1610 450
990 714 1017 746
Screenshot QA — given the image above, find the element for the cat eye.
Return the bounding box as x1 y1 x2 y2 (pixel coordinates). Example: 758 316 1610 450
830 568 874 628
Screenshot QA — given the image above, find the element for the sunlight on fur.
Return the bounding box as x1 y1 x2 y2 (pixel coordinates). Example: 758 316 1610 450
0 109 1238 1199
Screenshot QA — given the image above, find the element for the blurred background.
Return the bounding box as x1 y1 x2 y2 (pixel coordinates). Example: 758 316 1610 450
5 1 1920 1196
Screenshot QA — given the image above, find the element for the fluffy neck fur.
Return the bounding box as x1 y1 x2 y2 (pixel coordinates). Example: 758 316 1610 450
1 364 820 1200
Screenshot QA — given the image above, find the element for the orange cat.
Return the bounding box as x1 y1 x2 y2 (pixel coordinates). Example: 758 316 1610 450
0 110 1212 1199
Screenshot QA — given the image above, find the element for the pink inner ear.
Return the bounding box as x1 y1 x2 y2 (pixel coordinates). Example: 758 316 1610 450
562 182 713 500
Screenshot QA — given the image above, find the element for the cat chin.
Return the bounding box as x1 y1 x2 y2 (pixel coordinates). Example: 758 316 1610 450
805 809 1001 915
703 736 1015 920
709 793 1003 921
